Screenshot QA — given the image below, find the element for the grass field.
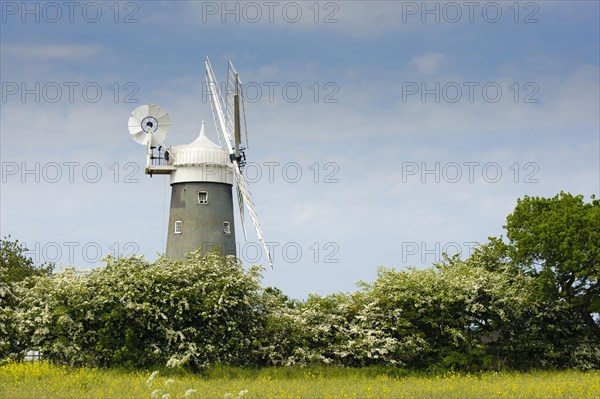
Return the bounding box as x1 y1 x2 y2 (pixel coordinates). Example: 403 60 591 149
1 362 598 399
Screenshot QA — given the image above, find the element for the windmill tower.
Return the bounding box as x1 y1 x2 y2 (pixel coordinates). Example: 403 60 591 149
127 58 272 266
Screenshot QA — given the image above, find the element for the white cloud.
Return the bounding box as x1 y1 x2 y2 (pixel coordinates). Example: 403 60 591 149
409 52 448 75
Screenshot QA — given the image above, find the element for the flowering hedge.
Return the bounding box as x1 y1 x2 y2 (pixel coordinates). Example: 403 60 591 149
13 250 264 369
2 243 598 370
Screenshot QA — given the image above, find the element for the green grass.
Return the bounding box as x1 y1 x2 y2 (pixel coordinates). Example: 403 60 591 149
1 362 598 399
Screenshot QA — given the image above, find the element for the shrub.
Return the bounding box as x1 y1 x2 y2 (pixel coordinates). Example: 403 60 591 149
15 250 264 369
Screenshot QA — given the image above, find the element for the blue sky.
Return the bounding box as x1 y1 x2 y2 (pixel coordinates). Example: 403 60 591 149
1 1 598 298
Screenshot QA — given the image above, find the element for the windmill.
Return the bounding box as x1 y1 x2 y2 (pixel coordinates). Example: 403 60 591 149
127 58 272 267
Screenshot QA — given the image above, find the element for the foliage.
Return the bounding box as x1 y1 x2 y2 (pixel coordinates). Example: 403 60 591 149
262 290 412 367
504 193 599 336
0 236 54 285
0 265 15 359
15 250 264 369
359 251 531 371
0 237 53 359
503 192 600 368
257 244 532 370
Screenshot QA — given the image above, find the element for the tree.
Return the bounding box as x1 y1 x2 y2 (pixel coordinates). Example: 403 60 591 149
504 192 600 338
0 236 53 284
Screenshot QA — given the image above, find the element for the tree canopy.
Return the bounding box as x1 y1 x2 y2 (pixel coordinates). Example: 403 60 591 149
504 192 599 337
0 236 53 284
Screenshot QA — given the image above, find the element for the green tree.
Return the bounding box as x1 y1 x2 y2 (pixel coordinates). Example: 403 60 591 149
0 237 53 284
504 193 600 338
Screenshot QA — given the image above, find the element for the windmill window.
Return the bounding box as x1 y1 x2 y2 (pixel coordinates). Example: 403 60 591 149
223 221 231 234
198 191 208 204
174 220 182 234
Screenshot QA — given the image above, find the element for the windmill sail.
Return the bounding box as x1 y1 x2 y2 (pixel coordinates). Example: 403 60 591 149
226 61 249 152
205 59 228 148
205 57 273 268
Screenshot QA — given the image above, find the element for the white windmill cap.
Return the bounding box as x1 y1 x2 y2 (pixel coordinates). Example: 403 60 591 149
170 119 230 166
169 118 233 185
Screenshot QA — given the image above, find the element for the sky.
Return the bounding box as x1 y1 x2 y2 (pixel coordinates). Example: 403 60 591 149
1 1 598 299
